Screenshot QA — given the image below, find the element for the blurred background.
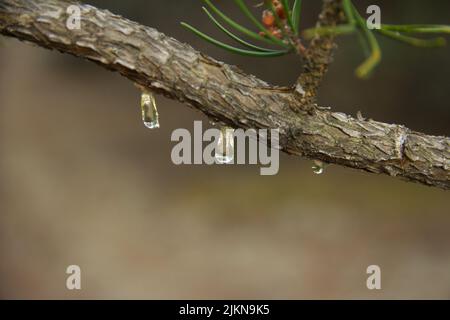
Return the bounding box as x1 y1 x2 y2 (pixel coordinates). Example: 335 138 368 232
0 0 449 299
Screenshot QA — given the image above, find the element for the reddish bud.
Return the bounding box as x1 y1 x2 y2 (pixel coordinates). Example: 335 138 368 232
272 0 281 6
269 27 283 39
275 4 286 19
262 10 275 27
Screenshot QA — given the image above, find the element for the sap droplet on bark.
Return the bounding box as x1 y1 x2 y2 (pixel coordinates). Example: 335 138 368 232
312 160 326 175
215 127 234 164
141 91 159 129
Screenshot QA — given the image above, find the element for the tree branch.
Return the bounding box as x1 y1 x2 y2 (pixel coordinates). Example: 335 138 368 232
295 0 344 105
0 0 448 189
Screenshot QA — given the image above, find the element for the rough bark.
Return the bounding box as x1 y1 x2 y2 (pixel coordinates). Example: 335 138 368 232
0 0 448 189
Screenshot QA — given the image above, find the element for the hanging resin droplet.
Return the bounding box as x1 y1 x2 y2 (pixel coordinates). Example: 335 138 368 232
215 126 234 164
312 160 325 175
141 91 159 129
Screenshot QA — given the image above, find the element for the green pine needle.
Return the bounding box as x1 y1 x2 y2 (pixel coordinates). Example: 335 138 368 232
202 7 279 52
377 29 446 47
281 0 297 35
343 0 369 57
180 22 289 57
302 24 356 39
203 0 280 47
352 3 381 78
291 0 302 33
381 24 450 34
342 0 355 25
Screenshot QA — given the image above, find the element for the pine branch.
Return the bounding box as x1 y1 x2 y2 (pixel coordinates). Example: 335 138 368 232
0 0 448 189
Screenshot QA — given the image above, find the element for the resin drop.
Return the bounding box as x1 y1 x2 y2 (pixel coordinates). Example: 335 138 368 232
312 160 325 175
141 91 159 129
215 127 234 164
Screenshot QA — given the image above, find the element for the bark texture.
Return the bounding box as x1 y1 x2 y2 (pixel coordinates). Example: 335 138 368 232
295 0 344 105
0 0 449 189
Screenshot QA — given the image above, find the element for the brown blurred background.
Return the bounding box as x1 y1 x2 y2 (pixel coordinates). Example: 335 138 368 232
0 0 449 299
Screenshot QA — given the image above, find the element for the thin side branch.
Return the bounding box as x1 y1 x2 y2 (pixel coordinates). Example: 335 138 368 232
0 0 449 189
294 0 344 105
